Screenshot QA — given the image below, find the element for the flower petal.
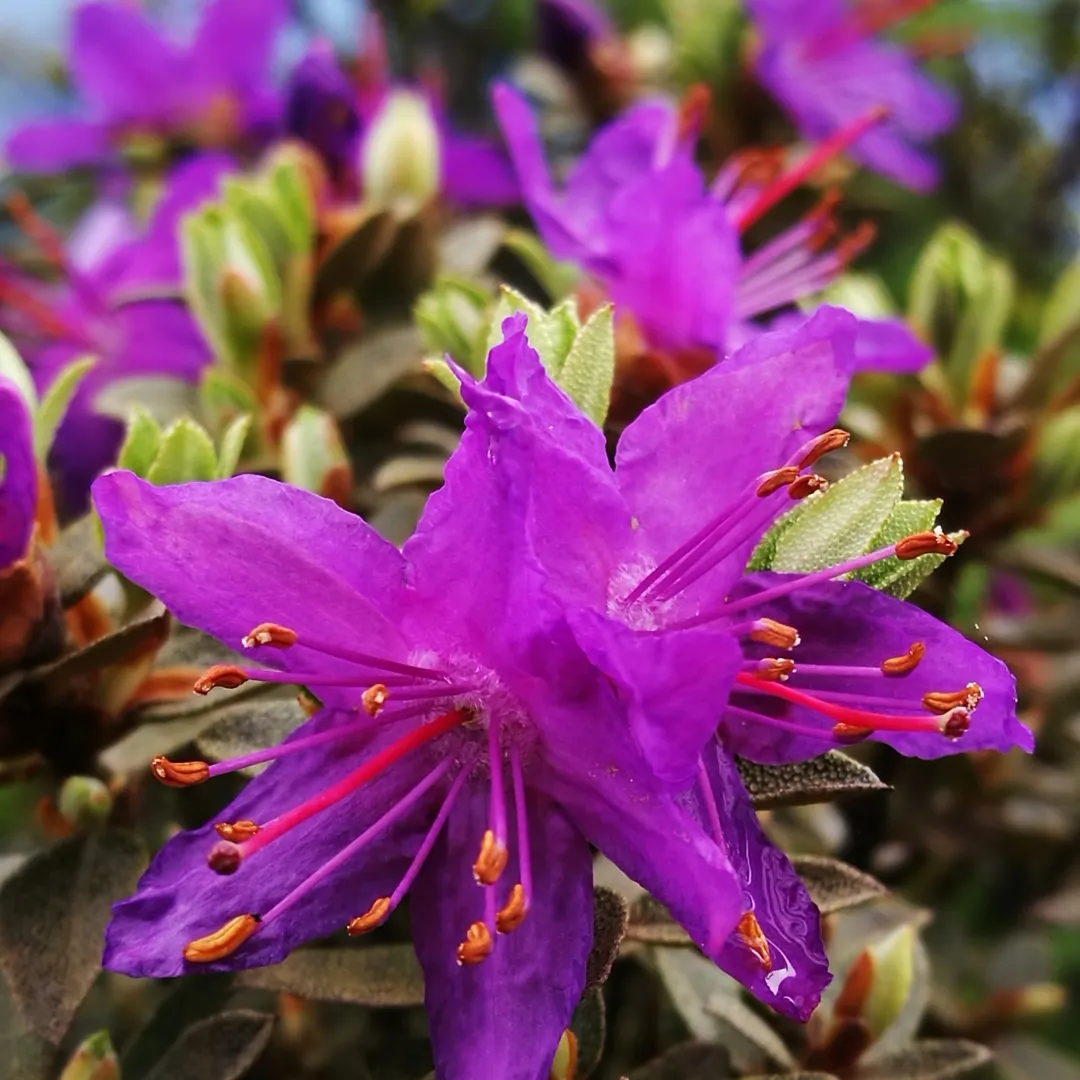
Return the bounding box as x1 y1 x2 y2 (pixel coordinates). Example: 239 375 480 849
728 575 1031 761
412 782 593 1080
615 307 854 573
5 119 111 173
284 45 359 183
0 379 36 568
104 710 430 977
70 1 186 125
568 606 742 787
849 316 933 374
190 0 288 101
92 472 410 695
441 133 520 208
703 744 830 1020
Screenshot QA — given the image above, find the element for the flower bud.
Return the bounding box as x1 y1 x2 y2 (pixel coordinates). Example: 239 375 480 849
57 776 113 829
281 405 353 505
360 90 441 209
59 1031 120 1080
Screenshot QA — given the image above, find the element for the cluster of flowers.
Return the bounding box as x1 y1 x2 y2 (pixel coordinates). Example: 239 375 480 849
0 2 1025 1079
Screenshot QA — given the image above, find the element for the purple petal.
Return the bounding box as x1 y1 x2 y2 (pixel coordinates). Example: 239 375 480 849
850 316 932 373
568 607 742 787
104 709 430 977
441 133 520 208
615 307 854 586
412 782 593 1080
5 119 111 173
727 575 1032 761
0 379 36 568
703 744 830 1020
539 0 614 69
285 44 360 183
190 0 288 101
745 0 847 41
70 1 187 125
92 472 410 701
66 202 137 274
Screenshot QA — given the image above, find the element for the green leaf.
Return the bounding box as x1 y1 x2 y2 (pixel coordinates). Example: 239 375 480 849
500 227 580 298
216 414 251 478
414 275 490 373
556 304 615 426
486 286 552 358
817 271 899 320
0 331 37 411
142 1011 273 1080
423 357 464 400
792 856 889 915
858 1039 992 1080
1040 255 1080 350
749 455 904 573
280 405 351 498
266 153 315 251
59 1030 119 1080
146 417 219 485
199 367 259 436
116 407 163 478
235 945 423 1006
0 831 147 1043
34 356 96 459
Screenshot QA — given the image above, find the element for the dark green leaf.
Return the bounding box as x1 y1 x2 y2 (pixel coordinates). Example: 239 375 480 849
857 1039 992 1080
318 324 424 419
50 516 109 607
142 1011 273 1080
737 753 889 809
586 886 628 991
0 831 147 1042
791 856 889 915
569 989 605 1079
235 945 424 1007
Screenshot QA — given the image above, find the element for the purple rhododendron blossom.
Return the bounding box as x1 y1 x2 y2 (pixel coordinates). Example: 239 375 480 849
5 0 288 175
0 378 36 570
285 18 518 209
2 155 229 512
93 310 1030 1078
747 0 959 192
493 82 931 376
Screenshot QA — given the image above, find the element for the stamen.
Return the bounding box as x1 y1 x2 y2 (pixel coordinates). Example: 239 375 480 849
894 530 958 559
509 743 534 915
757 467 800 497
183 914 260 963
726 702 853 744
749 658 796 681
788 474 828 499
882 642 925 676
473 718 509 885
736 911 773 972
456 921 493 966
923 683 983 713
239 710 468 859
795 428 850 469
194 664 250 692
348 759 474 935
215 820 260 843
362 684 388 716
735 107 889 232
677 534 957 628
207 841 242 875
742 618 801 650
494 883 526 933
240 622 448 682
347 897 391 936
150 756 209 787
735 672 969 738
256 754 460 930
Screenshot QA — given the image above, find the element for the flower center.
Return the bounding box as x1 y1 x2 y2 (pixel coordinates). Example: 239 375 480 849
150 623 538 968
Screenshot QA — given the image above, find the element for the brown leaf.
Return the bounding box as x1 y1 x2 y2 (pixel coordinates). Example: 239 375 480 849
737 753 889 809
235 944 424 1007
792 856 889 915
0 830 147 1042
142 1011 273 1080
586 886 628 991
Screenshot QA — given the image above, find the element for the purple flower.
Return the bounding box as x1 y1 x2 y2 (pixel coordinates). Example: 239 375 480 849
2 155 229 513
92 315 859 1078
493 82 931 378
538 0 616 74
5 0 288 175
747 0 959 192
284 19 518 209
0 378 36 571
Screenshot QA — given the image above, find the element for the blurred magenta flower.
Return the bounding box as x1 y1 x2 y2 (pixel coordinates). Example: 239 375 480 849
5 0 288 174
493 83 930 385
0 378 36 570
746 0 958 192
92 316 852 1080
284 17 518 209
1 155 229 512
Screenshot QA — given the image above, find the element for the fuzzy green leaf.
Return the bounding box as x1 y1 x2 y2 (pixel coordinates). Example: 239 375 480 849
500 228 580 298
0 331 38 410
216 414 252 478
146 418 219 485
116 407 163 479
556 304 615 425
35 356 96 460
